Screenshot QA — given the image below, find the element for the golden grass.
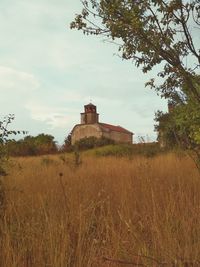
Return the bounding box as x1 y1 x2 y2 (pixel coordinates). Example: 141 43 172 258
0 153 200 266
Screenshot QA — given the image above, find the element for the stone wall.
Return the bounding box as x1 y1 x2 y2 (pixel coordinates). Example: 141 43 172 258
71 124 102 145
71 124 133 145
102 131 132 144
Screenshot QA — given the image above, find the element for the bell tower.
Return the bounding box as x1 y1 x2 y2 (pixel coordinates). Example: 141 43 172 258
81 103 99 124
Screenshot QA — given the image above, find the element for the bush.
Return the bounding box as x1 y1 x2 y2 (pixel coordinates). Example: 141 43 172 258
5 134 58 157
64 135 162 158
94 142 162 158
74 136 115 151
132 142 162 157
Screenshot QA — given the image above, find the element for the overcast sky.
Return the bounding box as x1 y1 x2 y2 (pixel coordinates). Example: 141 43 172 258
0 0 168 144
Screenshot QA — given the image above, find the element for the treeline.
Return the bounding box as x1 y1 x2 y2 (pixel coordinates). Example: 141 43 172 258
3 122 200 158
5 134 58 156
4 133 117 157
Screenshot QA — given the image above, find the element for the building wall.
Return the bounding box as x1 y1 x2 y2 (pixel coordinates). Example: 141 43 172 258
81 113 85 124
72 124 133 145
80 113 99 124
71 124 102 145
102 131 132 144
86 113 99 124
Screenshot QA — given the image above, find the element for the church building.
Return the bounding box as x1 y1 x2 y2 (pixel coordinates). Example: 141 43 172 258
71 103 133 145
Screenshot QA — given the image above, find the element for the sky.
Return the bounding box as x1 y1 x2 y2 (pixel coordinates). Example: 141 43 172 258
0 0 168 144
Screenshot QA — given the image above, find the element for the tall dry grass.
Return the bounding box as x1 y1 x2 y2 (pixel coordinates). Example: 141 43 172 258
0 153 200 266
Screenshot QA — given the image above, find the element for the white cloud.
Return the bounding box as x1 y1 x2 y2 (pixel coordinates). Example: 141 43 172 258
0 66 39 92
60 91 122 106
0 0 167 142
25 102 79 129
25 92 123 131
61 91 89 102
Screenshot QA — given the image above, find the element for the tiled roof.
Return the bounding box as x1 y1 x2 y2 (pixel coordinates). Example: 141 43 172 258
99 123 133 134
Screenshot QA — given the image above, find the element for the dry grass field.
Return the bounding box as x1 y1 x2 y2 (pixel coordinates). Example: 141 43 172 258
0 152 200 266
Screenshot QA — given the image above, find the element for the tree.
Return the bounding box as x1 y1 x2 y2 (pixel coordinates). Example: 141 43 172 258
5 134 58 156
61 132 73 152
0 115 23 218
155 100 200 148
0 114 18 176
155 99 200 168
71 0 200 159
34 134 57 155
71 0 200 103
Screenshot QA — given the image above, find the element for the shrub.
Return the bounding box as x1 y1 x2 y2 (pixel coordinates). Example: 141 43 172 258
74 136 115 151
0 114 22 219
94 143 162 158
132 142 162 158
61 132 73 152
5 134 58 157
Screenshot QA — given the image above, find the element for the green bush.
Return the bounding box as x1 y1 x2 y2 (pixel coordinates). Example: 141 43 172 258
74 136 115 151
94 143 162 158
5 134 58 157
132 143 161 157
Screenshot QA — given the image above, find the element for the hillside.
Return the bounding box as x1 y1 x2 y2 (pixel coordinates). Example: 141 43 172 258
0 152 199 266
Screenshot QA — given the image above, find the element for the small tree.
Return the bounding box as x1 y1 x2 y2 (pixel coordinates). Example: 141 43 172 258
62 132 73 152
0 115 22 218
0 114 17 175
5 134 58 156
74 136 115 150
155 101 200 168
34 134 57 155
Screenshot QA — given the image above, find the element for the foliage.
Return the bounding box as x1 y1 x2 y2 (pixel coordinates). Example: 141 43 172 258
0 114 23 219
61 132 73 152
155 100 200 152
74 136 115 150
33 134 57 155
6 134 58 156
71 0 200 104
0 114 19 176
90 142 161 157
155 110 177 148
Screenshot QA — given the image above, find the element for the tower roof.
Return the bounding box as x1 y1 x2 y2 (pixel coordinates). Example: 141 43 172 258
84 103 96 107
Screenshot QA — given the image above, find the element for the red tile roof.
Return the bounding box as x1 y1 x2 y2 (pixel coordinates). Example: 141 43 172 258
99 123 133 134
